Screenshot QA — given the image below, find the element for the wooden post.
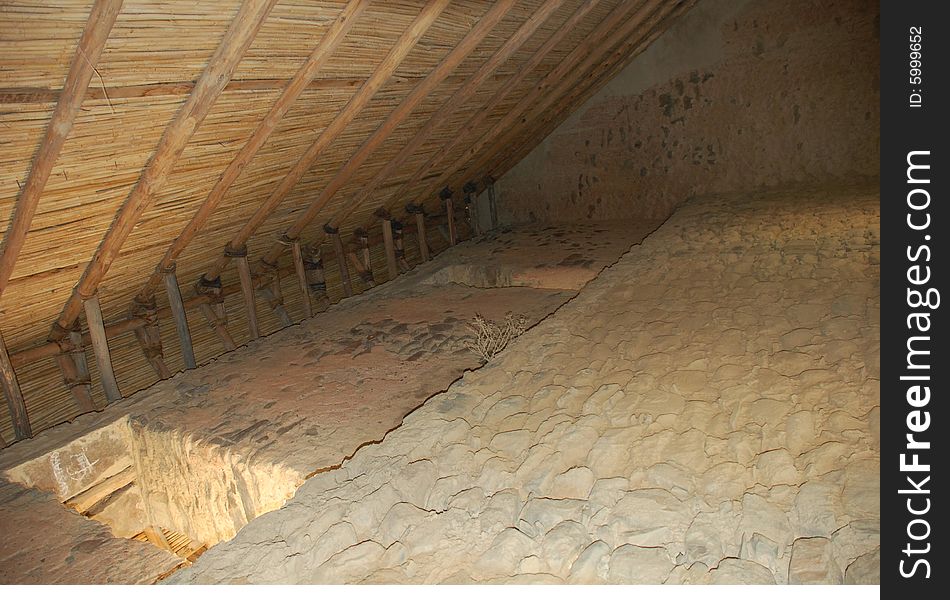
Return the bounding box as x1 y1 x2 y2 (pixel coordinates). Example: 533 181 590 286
485 176 498 229
441 188 457 246
0 0 123 297
347 231 375 288
130 296 172 379
194 275 237 351
407 204 430 261
50 0 279 339
464 181 481 236
230 246 260 340
162 266 197 369
291 241 313 319
82 294 121 404
325 224 352 297
259 258 293 327
393 220 410 272
52 323 96 413
0 328 31 440
377 209 399 280
302 246 328 300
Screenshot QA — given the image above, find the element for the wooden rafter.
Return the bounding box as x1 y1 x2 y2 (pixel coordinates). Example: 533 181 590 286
322 0 567 232
252 0 520 277
48 0 278 343
488 0 699 181
0 0 123 298
463 0 674 184
379 0 605 218
422 0 661 211
200 0 451 284
132 0 370 306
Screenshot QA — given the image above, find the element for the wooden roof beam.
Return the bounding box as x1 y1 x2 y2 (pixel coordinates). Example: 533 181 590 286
132 0 369 306
254 0 520 273
0 0 123 299
452 0 668 194
490 1 697 179
382 0 627 217
477 0 696 183
48 0 278 343
321 0 567 233
198 0 450 284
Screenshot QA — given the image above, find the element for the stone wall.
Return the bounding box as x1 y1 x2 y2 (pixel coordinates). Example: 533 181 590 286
496 0 880 224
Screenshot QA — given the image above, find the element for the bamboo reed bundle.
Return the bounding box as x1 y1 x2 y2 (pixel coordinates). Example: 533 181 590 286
0 0 693 442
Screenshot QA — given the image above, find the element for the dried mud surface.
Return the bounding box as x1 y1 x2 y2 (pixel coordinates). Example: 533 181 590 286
170 185 880 585
0 218 649 584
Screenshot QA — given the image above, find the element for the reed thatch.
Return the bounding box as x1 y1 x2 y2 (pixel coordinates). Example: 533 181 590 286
0 0 690 442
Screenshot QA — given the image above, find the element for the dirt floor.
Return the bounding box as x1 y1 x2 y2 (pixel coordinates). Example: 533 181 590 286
0 218 658 584
166 183 881 585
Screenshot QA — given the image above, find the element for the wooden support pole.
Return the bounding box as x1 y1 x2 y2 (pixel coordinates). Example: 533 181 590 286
407 204 430 261
463 181 479 236
0 328 31 440
162 267 197 370
291 241 313 319
325 224 352 297
346 232 375 288
194 275 237 352
198 303 237 352
52 323 97 413
302 246 328 300
203 0 450 284
0 0 123 298
231 247 261 341
82 294 121 404
133 0 368 304
485 176 498 229
259 259 293 328
441 189 457 246
393 220 410 272
50 0 278 341
133 327 172 379
377 210 399 280
382 0 602 220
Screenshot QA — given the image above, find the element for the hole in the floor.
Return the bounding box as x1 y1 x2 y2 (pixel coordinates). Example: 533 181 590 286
3 416 300 572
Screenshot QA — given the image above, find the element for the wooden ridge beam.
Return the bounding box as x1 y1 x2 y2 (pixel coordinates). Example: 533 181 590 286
0 0 123 298
380 0 603 219
322 0 565 233
477 0 690 182
201 0 450 284
49 0 278 342
133 0 368 306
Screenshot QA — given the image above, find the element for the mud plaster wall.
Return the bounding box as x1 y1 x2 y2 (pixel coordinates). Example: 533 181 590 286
496 0 880 224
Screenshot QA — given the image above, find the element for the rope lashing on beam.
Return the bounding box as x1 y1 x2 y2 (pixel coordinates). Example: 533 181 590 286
301 245 327 296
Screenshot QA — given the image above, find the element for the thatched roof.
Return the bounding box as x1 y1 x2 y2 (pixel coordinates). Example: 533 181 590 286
0 0 691 443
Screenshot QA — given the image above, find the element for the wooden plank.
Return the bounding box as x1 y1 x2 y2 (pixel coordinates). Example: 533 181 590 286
322 0 562 232
326 227 353 298
135 0 368 304
65 465 135 514
163 268 197 370
0 0 123 298
82 294 122 404
383 0 603 216
291 241 313 319
234 252 261 341
258 0 516 271
0 328 31 440
202 0 450 283
51 0 278 340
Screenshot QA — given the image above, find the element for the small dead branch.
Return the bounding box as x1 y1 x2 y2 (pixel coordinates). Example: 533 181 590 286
464 312 527 362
